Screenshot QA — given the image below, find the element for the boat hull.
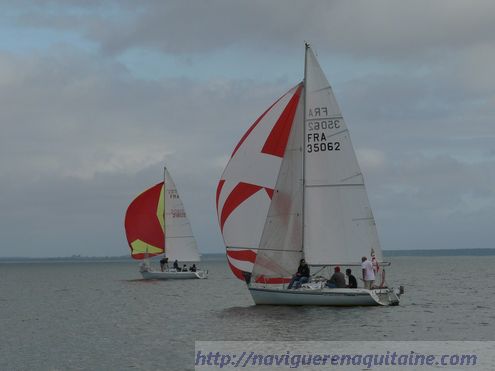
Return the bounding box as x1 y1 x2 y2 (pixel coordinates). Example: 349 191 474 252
140 270 208 280
249 287 399 306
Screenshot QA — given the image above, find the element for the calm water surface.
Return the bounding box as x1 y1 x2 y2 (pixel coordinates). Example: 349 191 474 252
0 256 494 370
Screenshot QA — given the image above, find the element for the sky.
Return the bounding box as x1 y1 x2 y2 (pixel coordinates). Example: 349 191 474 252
0 0 494 257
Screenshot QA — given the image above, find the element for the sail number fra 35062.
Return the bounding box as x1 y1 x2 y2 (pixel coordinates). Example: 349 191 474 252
306 132 341 153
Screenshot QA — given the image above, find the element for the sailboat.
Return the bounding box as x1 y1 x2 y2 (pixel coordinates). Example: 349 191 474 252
216 43 401 305
125 167 207 280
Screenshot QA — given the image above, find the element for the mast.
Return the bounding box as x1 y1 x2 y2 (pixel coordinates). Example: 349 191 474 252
302 42 309 257
163 166 167 259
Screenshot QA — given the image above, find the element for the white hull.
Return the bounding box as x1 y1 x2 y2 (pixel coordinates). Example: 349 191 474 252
249 287 400 306
140 269 208 280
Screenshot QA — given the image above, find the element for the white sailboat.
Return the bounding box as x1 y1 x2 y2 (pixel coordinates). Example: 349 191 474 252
218 44 401 305
125 167 207 280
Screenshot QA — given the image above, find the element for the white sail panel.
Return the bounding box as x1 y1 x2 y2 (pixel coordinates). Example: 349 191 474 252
305 47 342 121
305 130 364 186
304 47 362 187
221 189 271 249
164 168 201 262
252 93 304 280
303 45 382 265
304 185 382 264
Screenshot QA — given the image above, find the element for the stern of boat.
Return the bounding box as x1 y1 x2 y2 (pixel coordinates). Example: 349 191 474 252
369 288 401 306
194 270 208 279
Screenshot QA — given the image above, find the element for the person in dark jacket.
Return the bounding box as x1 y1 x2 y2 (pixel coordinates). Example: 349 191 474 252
189 264 197 272
287 259 310 289
160 257 168 272
326 266 346 288
173 260 179 271
346 268 358 288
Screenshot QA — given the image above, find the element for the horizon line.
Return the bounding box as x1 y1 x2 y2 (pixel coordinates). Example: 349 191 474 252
1 248 495 260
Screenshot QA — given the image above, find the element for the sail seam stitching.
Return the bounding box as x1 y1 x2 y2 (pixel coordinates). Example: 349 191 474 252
306 116 343 121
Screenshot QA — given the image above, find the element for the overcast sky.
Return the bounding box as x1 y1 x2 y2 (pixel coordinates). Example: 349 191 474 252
0 0 494 257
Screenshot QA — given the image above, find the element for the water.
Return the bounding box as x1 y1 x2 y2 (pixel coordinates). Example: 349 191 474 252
0 256 494 370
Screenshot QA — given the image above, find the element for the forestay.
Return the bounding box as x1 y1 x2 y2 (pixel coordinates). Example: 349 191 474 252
252 84 305 281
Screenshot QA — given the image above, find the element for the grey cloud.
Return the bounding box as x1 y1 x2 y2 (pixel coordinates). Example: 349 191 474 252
12 0 495 60
0 48 294 257
368 154 495 251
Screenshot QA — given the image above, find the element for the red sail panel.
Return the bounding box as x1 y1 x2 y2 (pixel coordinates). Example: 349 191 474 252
261 85 302 157
124 182 164 260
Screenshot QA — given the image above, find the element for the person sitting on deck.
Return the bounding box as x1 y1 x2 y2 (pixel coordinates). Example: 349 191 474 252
173 260 179 271
326 266 346 288
287 259 310 289
182 264 187 272
189 264 197 272
346 268 357 288
159 257 168 272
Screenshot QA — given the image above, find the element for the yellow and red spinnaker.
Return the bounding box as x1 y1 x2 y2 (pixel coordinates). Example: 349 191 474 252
124 182 164 260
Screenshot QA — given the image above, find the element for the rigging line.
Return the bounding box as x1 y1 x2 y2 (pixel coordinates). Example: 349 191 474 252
312 266 326 276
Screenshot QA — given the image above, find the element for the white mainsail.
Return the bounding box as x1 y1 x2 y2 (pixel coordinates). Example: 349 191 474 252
250 45 382 281
303 46 382 265
164 167 201 262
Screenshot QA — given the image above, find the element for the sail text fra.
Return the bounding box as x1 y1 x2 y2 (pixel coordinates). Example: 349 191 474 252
308 107 328 117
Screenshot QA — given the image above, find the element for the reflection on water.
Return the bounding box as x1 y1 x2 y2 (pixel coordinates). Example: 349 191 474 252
0 257 494 370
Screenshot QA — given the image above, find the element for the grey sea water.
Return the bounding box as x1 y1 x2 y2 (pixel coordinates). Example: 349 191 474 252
0 255 494 370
